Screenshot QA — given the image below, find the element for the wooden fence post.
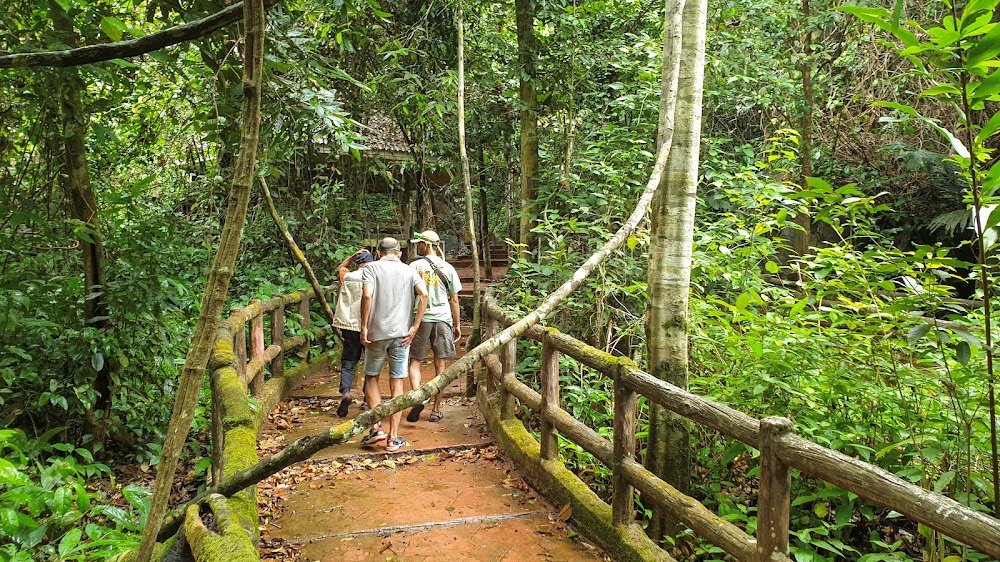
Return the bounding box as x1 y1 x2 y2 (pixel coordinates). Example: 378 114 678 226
270 305 285 381
250 305 265 394
500 335 517 419
612 368 637 526
540 331 560 460
757 416 793 562
233 325 247 384
210 368 224 485
485 312 499 395
299 296 311 359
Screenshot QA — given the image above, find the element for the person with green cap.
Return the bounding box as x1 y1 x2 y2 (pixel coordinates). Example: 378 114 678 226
405 230 463 423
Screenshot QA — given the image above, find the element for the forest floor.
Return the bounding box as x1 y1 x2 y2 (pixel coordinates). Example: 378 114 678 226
255 329 609 562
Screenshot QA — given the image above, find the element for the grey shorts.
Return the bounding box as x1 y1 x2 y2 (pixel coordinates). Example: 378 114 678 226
410 321 456 361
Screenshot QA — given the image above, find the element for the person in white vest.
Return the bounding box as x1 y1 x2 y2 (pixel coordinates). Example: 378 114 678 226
331 248 374 418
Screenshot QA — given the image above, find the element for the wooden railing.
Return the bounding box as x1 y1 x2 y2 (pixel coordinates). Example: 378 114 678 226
208 284 336 481
482 295 1000 561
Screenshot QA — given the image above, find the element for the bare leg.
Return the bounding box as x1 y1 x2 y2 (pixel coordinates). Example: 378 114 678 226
364 375 381 431
406 358 423 420
432 356 447 412
388 377 406 438
408 358 422 392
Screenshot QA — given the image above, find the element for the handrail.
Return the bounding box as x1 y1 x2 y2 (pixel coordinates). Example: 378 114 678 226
174 283 339 560
482 294 1000 561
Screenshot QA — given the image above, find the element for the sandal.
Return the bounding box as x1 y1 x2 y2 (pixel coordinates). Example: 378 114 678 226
429 411 443 422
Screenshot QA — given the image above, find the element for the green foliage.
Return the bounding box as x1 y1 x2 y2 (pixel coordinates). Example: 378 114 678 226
0 429 146 560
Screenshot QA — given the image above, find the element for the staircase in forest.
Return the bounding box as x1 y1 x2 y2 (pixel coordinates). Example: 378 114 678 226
451 243 510 299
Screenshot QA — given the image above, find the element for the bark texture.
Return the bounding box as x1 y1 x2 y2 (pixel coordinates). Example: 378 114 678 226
644 0 706 541
515 0 539 259
457 0 482 336
137 0 266 558
49 0 113 445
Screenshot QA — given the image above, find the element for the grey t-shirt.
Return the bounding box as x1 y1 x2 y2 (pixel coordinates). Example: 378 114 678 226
361 255 426 341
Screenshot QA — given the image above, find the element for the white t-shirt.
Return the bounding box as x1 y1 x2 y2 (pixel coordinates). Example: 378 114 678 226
410 256 462 324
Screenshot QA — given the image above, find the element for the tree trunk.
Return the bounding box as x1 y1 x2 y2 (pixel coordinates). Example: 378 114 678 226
49 0 112 447
644 0 706 542
515 0 539 260
137 0 266 557
794 0 814 256
260 176 335 326
457 0 481 341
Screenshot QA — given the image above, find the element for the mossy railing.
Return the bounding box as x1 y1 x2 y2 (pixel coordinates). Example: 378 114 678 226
481 295 1000 562
134 284 338 561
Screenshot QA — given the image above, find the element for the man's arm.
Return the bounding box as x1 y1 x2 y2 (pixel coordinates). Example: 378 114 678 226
449 293 462 342
360 285 373 345
403 283 429 346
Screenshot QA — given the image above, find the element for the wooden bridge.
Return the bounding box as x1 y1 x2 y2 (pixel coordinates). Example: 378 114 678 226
149 268 1000 562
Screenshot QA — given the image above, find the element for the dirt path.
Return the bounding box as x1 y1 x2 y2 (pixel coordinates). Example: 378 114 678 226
257 337 609 562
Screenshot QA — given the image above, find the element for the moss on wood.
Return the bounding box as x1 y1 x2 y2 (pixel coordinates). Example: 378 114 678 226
478 378 672 562
214 367 254 429
210 328 237 369
184 498 259 561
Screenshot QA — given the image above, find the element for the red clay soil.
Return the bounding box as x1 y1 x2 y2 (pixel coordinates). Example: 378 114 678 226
259 339 609 562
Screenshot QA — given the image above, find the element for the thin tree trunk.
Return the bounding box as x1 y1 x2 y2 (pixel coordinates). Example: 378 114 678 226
478 146 493 281
49 1 112 447
794 0 814 256
457 0 481 341
260 176 336 326
644 0 705 542
137 0 266 557
515 0 539 260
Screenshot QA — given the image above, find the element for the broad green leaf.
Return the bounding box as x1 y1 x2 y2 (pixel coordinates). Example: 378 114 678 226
100 17 126 42
953 328 983 348
919 84 961 97
976 105 1000 144
962 0 997 26
721 443 747 465
874 100 920 117
907 323 930 344
956 341 972 365
735 292 752 311
960 11 993 36
92 352 104 373
967 23 1000 68
814 502 828 518
58 528 82 557
933 470 956 493
765 261 779 274
75 482 90 512
0 459 28 485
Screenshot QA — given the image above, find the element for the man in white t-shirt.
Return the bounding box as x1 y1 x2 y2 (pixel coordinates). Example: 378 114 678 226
405 230 463 423
359 237 427 452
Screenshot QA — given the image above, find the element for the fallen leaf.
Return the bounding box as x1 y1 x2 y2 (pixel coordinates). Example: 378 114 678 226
557 503 572 522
